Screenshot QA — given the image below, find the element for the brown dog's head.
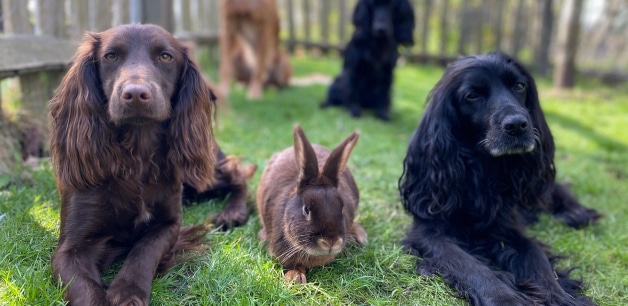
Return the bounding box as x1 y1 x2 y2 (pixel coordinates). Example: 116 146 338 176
50 24 216 191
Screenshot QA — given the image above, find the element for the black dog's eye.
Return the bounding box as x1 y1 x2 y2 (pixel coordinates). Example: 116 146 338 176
103 53 118 61
465 92 481 101
514 82 526 92
158 52 173 62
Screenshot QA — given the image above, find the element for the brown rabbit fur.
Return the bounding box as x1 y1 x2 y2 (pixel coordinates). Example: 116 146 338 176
256 125 367 283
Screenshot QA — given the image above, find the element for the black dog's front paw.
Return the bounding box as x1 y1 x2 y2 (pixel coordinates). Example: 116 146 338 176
320 100 332 108
349 107 362 118
375 110 390 122
554 206 602 229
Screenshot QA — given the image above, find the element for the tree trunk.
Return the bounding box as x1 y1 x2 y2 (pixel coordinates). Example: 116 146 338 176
533 0 553 76
554 0 584 89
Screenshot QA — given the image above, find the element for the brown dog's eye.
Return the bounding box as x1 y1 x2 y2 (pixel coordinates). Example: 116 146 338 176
104 53 118 61
514 82 526 92
159 53 173 62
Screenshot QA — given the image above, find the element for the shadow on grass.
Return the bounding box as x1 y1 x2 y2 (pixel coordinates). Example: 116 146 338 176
544 111 627 153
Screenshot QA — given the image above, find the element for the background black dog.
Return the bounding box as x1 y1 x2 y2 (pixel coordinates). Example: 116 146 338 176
321 0 415 121
399 52 601 306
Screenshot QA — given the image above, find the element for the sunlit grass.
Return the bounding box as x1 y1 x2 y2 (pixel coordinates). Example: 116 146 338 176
0 55 627 305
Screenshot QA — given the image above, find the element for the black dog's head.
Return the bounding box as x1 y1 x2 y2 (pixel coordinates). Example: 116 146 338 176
400 52 555 218
352 0 415 46
423 52 552 157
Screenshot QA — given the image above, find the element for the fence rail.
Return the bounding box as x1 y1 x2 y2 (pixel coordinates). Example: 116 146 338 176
1 0 627 126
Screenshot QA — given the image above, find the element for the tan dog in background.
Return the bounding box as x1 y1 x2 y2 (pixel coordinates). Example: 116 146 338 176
218 0 291 99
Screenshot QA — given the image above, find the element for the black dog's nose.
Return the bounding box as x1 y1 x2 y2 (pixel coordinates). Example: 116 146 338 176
502 115 529 135
372 22 389 36
122 84 152 104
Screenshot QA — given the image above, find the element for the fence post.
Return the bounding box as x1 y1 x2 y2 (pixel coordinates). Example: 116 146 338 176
141 0 173 32
533 0 553 76
509 0 526 58
419 0 432 57
337 0 347 46
554 0 584 88
491 0 505 52
286 0 296 53
70 0 90 38
91 0 113 31
320 0 331 54
113 0 131 26
438 0 449 63
303 0 311 51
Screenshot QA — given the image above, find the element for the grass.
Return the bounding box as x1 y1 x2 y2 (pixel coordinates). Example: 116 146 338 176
1 54 627 305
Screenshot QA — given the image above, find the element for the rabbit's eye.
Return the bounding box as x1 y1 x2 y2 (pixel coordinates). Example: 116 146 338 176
302 206 311 218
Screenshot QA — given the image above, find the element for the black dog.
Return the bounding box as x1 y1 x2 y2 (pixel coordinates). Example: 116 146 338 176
399 52 601 306
321 0 415 121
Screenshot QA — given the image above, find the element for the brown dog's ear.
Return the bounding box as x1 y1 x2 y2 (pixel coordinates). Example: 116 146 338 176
50 32 118 190
322 131 359 187
168 50 216 191
293 125 319 191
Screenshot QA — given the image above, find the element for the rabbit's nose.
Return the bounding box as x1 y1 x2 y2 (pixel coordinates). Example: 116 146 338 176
318 237 344 254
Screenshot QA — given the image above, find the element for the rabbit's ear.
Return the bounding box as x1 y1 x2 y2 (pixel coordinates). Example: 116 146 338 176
322 131 359 187
294 125 319 190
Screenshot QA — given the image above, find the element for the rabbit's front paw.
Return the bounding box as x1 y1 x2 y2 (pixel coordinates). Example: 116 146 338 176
285 269 307 284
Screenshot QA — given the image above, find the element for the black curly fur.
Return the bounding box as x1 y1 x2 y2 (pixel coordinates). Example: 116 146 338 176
399 52 601 306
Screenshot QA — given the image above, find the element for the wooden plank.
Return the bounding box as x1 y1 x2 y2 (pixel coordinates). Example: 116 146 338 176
0 36 78 79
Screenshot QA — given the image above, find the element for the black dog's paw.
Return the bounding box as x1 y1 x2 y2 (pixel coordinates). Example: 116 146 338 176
554 206 602 229
375 111 390 122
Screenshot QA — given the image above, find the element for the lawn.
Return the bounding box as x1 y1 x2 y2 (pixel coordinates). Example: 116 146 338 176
1 55 627 305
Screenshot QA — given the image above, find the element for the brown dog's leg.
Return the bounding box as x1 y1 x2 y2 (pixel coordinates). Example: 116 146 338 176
213 157 257 229
52 241 110 306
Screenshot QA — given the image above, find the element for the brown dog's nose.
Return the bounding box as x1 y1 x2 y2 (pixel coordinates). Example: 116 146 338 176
121 84 152 104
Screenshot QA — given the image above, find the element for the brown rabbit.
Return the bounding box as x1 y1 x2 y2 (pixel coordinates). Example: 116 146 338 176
256 125 367 283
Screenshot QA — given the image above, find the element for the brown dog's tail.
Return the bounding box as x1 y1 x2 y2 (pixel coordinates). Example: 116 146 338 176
157 225 209 275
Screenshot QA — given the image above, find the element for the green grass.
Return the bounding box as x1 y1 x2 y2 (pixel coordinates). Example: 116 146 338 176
1 55 627 305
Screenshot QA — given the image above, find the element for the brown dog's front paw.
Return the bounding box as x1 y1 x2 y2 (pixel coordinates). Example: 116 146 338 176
285 269 307 284
107 283 149 306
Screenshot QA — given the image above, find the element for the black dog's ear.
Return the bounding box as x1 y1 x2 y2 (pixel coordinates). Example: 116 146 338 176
352 0 371 28
399 81 464 219
515 58 556 180
394 0 416 46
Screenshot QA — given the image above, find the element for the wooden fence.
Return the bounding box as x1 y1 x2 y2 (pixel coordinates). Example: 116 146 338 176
1 0 627 127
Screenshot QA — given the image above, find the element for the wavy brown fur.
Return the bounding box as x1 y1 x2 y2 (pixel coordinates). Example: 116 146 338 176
49 24 215 306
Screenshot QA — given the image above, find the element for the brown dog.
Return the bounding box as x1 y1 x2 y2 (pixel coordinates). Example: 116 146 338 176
218 0 291 99
50 24 216 305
